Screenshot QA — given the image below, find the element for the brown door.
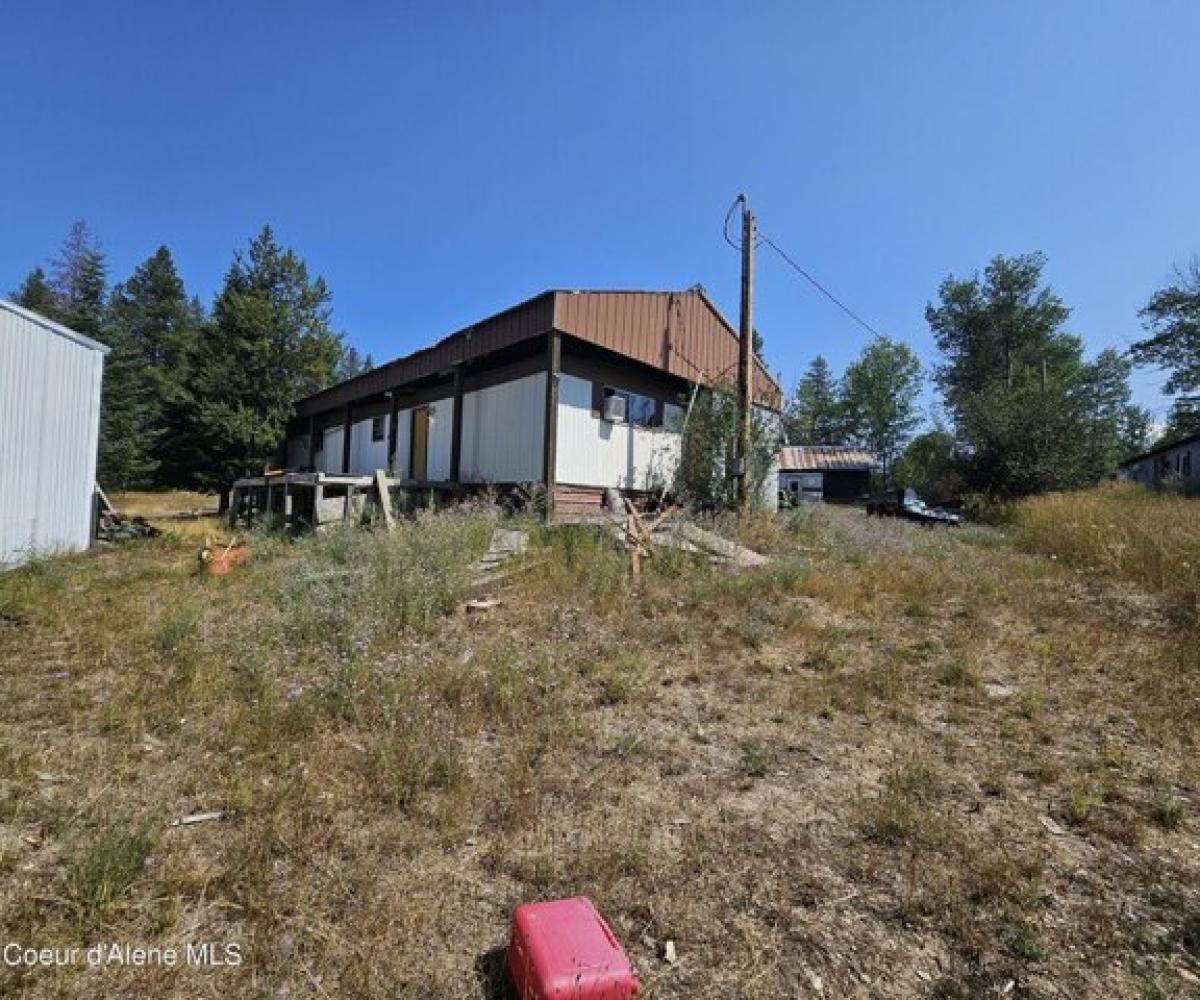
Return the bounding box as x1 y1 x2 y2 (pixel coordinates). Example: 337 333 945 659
410 406 429 482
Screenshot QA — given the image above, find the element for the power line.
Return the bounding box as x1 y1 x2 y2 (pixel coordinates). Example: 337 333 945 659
722 194 746 252
755 231 888 340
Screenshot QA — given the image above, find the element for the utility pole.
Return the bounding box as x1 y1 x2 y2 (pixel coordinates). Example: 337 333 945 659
736 195 755 508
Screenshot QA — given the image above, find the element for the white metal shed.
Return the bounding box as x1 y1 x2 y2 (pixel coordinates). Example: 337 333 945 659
0 299 108 566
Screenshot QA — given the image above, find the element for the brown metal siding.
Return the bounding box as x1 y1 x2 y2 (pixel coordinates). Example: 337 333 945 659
294 292 556 416
552 290 781 408
294 287 781 417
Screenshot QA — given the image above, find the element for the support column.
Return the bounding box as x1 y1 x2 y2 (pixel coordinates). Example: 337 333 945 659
340 403 353 475
449 364 465 490
386 392 401 476
542 331 561 515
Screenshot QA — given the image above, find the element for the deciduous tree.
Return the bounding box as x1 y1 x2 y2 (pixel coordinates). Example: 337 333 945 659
839 337 922 483
1132 259 1200 441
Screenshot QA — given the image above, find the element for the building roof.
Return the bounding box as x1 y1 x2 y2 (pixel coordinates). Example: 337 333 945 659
0 299 110 354
1119 430 1200 467
293 288 782 417
779 445 878 472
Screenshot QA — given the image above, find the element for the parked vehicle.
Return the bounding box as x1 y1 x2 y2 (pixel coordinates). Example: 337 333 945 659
866 487 961 526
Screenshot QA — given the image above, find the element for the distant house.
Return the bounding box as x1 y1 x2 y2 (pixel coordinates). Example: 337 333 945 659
283 289 782 516
1119 431 1200 494
778 446 876 504
1 300 108 566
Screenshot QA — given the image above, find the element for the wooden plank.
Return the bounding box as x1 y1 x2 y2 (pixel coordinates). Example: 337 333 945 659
374 469 396 533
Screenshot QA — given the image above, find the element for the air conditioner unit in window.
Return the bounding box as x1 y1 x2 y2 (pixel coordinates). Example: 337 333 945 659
602 393 626 423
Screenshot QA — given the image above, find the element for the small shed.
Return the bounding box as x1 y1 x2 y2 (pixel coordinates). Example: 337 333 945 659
778 445 876 504
0 300 108 567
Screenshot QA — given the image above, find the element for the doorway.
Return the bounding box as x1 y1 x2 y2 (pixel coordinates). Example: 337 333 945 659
410 406 429 482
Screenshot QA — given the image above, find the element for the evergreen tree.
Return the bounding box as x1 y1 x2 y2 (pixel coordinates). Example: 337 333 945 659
42 222 154 489
785 356 843 444
335 345 374 380
187 226 345 490
49 221 107 338
839 337 923 483
10 268 58 318
108 246 203 486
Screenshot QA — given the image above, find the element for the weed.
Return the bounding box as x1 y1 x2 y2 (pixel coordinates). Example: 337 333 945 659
1066 779 1099 825
67 821 156 921
1150 792 1188 832
738 739 774 779
937 659 980 689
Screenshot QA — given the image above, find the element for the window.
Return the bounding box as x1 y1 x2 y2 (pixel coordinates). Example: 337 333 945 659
371 415 386 442
1184 450 1193 477
600 386 662 427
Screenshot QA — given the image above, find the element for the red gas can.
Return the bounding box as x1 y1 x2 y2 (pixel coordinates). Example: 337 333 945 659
507 896 640 999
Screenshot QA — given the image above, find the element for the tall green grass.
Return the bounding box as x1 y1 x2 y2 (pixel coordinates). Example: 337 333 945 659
1016 483 1200 616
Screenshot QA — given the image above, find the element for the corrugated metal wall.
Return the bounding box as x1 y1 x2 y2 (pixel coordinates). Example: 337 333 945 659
1 304 105 566
553 291 781 408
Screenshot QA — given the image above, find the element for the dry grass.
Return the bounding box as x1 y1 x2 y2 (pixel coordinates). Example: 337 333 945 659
0 494 1197 998
1017 482 1200 619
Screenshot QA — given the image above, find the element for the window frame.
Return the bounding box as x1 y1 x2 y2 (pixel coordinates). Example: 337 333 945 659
597 384 664 428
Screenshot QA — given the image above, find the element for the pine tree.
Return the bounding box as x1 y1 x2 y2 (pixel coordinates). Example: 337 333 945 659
10 268 58 318
335 345 374 380
784 356 842 444
44 222 155 489
49 221 107 339
108 246 202 486
187 226 345 490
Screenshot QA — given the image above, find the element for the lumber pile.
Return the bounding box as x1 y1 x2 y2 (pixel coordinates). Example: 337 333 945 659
609 503 769 576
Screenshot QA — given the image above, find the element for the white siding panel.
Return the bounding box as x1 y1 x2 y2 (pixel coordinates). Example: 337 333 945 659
1 302 106 566
392 409 411 480
461 373 545 484
320 427 343 474
425 398 453 481
555 373 681 490
348 416 389 475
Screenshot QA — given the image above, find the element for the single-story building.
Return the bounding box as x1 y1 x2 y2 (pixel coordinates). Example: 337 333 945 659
282 288 781 516
1 299 108 567
778 445 876 504
1119 431 1200 493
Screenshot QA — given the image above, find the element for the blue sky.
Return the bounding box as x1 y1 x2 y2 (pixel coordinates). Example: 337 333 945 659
3 2 1198 421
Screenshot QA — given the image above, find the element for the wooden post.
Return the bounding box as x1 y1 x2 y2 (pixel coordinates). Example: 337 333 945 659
736 197 755 509
386 391 401 475
341 403 353 475
449 363 465 489
542 331 561 516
